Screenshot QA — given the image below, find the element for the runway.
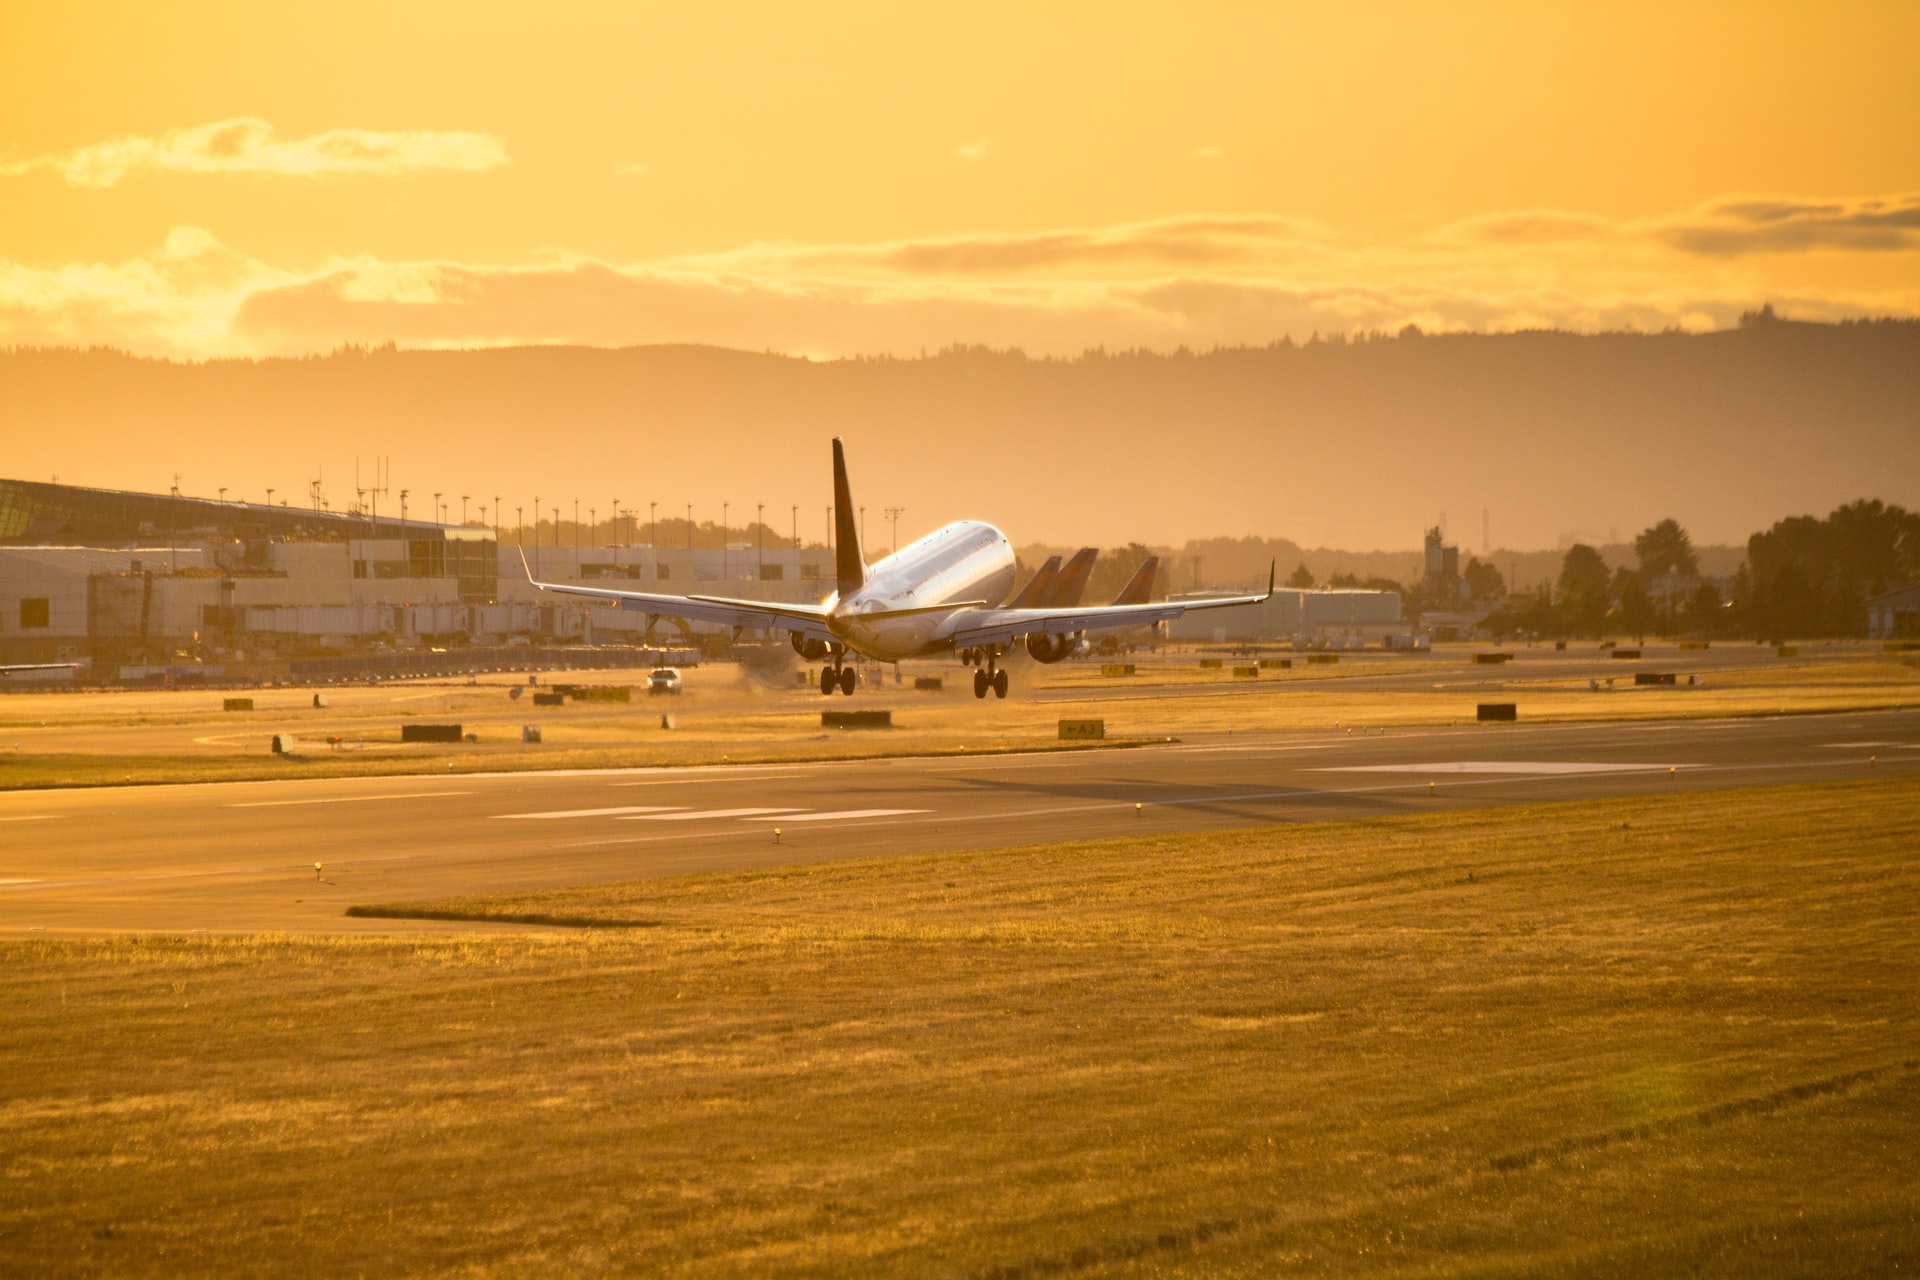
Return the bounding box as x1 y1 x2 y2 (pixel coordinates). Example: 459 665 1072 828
2 708 1915 934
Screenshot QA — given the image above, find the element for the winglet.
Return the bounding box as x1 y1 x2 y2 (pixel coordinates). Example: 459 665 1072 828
518 545 535 583
1264 560 1275 601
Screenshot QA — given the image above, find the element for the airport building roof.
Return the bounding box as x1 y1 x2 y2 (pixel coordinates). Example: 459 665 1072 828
0 477 481 547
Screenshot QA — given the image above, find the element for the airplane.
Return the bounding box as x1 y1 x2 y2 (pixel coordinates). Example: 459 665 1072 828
522 438 1271 700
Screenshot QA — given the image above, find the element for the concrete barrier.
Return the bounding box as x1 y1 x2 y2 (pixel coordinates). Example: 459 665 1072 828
822 710 892 729
1259 658 1292 669
914 676 944 691
1477 703 1518 722
400 723 463 743
1472 653 1513 665
223 697 254 712
312 693 329 709
1059 719 1106 740
1777 644 1798 657
1232 665 1259 678
270 733 295 754
1307 654 1339 665
1198 658 1224 669
1101 663 1136 676
1612 649 1642 659
1634 672 1678 686
521 725 542 744
560 685 631 703
532 692 566 707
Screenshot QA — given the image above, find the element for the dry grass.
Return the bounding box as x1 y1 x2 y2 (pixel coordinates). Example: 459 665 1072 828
3 778 1918 1275
3 651 1918 791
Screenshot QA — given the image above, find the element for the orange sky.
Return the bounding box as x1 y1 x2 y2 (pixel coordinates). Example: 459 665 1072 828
3 2 1918 358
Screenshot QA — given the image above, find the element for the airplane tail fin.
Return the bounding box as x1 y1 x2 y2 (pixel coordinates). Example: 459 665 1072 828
832 437 865 596
1043 548 1098 608
1110 556 1160 605
1007 555 1062 609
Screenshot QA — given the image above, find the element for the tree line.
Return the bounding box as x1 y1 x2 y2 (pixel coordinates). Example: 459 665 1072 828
1478 502 1920 640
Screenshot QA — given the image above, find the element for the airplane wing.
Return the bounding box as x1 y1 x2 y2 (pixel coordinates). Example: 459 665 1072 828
950 563 1274 649
519 551 835 640
0 662 82 675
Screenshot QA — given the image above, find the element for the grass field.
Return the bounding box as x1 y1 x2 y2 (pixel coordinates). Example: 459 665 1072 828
4 778 1917 1275
2 649 1917 791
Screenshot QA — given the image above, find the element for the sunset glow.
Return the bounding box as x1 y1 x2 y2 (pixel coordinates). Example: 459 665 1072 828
4 2 1917 358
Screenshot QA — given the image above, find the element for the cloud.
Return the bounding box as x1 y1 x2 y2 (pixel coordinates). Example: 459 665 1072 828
954 140 989 162
0 118 509 187
674 215 1337 279
4 197 1919 360
1440 194 1920 257
1657 193 1920 255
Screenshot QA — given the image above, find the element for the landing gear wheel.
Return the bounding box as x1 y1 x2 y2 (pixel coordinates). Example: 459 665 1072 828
839 667 857 696
992 668 1009 699
820 665 838 695
973 669 989 699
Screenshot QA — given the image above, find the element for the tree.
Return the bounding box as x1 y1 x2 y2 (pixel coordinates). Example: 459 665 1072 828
1615 576 1656 640
1285 563 1316 589
1634 519 1699 580
1462 557 1505 600
1557 544 1612 635
1683 581 1724 637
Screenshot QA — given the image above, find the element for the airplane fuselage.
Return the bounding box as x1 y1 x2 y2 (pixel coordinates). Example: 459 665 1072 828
823 519 1016 661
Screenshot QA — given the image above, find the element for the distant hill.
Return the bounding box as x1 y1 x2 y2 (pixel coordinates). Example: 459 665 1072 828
3 315 1916 581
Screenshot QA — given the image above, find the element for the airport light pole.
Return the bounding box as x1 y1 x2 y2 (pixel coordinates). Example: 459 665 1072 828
791 505 799 589
218 487 226 504
649 501 656 548
685 503 693 580
611 496 620 547
494 494 502 543
461 495 469 524
434 492 442 526
756 502 764 583
573 498 579 552
885 506 904 557
722 501 729 583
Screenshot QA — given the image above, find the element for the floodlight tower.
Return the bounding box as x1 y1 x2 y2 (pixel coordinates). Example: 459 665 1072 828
885 507 905 557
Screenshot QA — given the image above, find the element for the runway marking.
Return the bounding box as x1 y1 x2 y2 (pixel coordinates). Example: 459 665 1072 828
1822 742 1910 749
225 790 473 808
0 878 40 884
0 815 54 822
610 773 805 788
496 806 688 820
1315 761 1691 776
618 807 808 821
745 809 929 823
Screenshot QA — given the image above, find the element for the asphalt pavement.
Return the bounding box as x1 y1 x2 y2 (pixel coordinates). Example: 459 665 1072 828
2 708 1915 934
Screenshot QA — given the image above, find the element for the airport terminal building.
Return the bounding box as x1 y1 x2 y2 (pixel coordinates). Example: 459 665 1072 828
0 478 833 675
1164 587 1404 646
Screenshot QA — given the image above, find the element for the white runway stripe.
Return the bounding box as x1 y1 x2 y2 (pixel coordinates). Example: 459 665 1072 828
1316 761 1687 775
746 809 929 822
497 806 688 820
618 807 808 821
228 790 473 808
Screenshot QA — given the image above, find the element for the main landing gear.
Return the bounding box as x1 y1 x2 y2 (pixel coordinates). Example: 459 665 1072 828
971 647 1009 699
819 645 858 697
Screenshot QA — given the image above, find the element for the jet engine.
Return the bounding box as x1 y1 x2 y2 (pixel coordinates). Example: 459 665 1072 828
1025 632 1074 664
790 632 831 661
